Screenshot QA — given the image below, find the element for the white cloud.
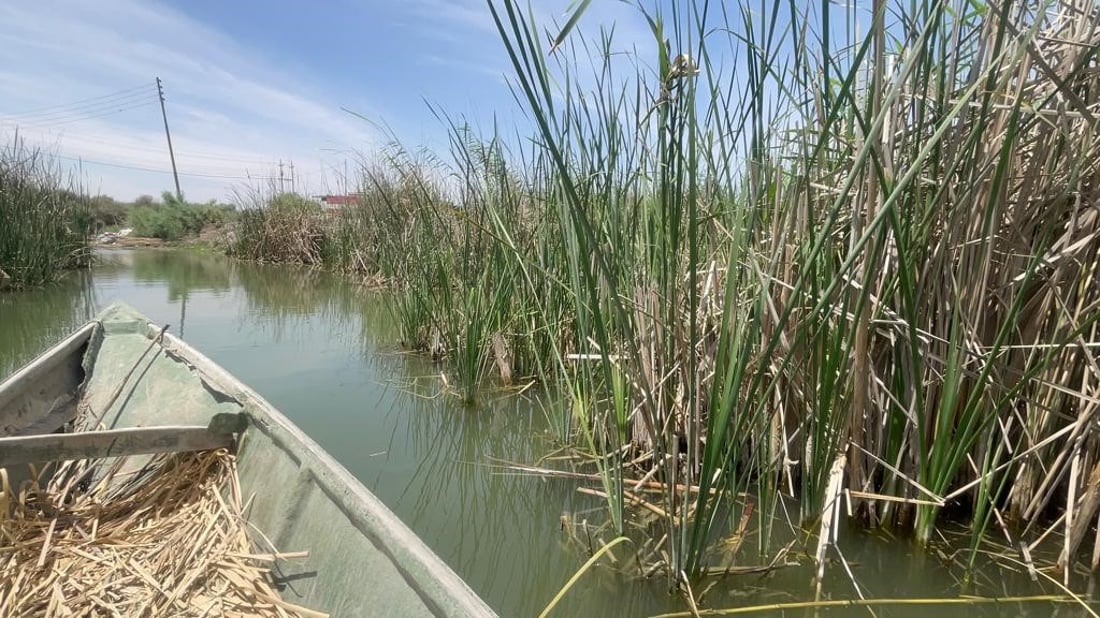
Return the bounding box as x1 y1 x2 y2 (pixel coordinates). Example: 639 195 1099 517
0 0 381 201
401 0 657 78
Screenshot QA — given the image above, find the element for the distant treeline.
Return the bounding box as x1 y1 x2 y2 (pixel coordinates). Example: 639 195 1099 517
89 191 236 241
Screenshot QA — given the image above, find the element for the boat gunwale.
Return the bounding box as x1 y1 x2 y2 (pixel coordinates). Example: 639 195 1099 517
0 321 96 419
142 321 498 618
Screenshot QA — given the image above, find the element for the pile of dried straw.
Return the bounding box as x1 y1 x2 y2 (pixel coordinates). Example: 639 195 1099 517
0 448 326 617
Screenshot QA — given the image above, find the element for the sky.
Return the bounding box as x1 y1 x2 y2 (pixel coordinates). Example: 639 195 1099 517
0 0 885 204
0 0 656 203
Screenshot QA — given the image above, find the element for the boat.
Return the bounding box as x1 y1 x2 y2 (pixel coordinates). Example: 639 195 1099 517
0 302 498 617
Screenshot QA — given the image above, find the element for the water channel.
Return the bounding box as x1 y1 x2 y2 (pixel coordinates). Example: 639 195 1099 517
0 249 1091 617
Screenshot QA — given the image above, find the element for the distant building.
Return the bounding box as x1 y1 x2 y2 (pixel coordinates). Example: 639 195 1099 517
316 194 361 215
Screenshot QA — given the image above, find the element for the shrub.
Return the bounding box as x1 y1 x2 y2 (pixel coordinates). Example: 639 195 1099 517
129 192 235 240
88 195 130 231
130 204 186 240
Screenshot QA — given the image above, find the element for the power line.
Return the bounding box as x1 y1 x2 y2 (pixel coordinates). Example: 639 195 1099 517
0 84 153 120
8 129 283 165
4 100 159 130
5 134 284 173
177 152 282 165
54 154 280 180
0 92 157 124
3 95 160 126
6 127 290 175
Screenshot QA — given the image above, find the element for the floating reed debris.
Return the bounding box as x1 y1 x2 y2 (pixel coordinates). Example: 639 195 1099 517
0 448 326 617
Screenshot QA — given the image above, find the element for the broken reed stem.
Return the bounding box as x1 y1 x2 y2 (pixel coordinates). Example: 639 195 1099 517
646 595 1079 617
502 463 723 495
578 486 670 519
0 449 325 617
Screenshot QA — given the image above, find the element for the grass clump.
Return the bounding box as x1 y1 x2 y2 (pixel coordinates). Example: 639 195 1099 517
0 137 91 288
230 191 328 265
355 143 543 402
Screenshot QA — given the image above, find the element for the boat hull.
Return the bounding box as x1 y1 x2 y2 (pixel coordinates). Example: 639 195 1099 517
0 303 497 618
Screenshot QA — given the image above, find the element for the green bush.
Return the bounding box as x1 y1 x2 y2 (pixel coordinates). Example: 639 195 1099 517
88 195 130 231
129 192 235 240
194 201 236 228
129 205 186 240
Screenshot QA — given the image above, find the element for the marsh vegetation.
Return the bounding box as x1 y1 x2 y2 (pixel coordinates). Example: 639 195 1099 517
233 0 1100 606
0 138 92 288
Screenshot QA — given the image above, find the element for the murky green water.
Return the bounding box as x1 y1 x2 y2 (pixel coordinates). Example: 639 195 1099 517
1 250 1091 617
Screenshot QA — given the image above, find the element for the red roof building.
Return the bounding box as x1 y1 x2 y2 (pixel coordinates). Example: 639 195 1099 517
320 194 360 206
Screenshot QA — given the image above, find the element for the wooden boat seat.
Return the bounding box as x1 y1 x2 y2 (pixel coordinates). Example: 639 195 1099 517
0 412 246 467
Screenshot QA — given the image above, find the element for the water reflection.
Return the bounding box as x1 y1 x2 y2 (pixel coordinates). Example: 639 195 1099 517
231 261 393 351
0 269 99 376
130 250 231 301
362 364 685 616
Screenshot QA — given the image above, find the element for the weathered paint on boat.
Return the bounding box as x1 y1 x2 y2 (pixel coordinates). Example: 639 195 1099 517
0 303 498 618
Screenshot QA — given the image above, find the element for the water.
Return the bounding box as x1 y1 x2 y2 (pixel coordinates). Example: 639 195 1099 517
0 249 1090 617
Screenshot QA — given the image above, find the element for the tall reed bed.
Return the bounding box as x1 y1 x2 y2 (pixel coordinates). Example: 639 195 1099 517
472 0 1100 587
368 0 1100 588
230 190 330 266
230 0 1100 590
0 137 91 288
230 182 415 281
353 140 562 403
229 179 525 402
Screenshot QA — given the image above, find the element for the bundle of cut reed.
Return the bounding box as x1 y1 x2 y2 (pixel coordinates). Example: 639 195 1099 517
0 449 326 617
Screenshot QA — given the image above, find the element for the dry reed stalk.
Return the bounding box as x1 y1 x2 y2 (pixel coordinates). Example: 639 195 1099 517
814 453 846 600
0 449 326 617
577 487 669 519
500 463 723 495
647 594 1079 618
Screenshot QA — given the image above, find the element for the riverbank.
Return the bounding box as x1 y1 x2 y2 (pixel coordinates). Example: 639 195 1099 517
96 224 229 251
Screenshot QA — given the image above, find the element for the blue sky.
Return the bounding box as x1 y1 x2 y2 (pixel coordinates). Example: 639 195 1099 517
0 0 655 202
0 0 885 203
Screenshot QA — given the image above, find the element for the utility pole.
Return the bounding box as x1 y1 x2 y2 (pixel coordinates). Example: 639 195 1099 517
156 77 182 201
289 161 295 193
278 160 285 193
